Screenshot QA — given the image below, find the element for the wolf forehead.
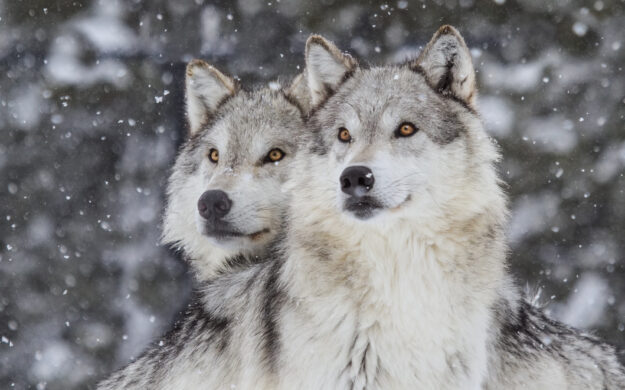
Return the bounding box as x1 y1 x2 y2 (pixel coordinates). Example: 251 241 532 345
311 66 473 147
190 89 302 148
205 88 303 138
178 88 304 172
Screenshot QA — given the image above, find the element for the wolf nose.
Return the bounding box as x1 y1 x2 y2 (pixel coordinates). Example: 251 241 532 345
340 166 375 197
198 190 232 220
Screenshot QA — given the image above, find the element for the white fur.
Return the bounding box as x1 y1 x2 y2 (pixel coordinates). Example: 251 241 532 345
162 159 235 281
275 114 506 389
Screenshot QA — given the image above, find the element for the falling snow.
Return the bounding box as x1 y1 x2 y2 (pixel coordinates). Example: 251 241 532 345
1 1 625 389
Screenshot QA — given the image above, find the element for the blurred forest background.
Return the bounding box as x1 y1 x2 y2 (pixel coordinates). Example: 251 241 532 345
1 0 624 388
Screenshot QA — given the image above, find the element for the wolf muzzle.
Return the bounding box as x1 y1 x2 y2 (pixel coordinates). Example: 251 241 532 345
340 165 382 219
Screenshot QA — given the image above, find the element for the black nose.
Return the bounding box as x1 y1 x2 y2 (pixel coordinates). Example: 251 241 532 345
197 190 232 220
340 165 375 197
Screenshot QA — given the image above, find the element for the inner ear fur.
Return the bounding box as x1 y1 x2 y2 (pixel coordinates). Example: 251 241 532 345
305 35 358 107
185 59 238 136
283 72 312 116
412 25 477 107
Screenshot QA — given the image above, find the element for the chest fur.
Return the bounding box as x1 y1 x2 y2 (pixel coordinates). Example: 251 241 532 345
280 233 494 389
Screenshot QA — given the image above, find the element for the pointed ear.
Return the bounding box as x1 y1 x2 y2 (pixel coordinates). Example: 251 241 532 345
185 59 237 135
305 35 358 106
283 72 312 115
412 25 477 107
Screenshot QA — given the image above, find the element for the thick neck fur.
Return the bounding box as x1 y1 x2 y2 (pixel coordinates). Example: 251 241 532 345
278 130 508 388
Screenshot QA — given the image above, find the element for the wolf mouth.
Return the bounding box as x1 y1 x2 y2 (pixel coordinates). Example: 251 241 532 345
205 229 244 239
344 196 383 219
204 226 270 240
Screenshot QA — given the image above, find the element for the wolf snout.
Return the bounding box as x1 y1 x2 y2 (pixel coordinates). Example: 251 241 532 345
340 165 375 197
197 190 232 220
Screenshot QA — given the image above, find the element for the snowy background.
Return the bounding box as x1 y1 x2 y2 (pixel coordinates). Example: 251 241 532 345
1 0 624 388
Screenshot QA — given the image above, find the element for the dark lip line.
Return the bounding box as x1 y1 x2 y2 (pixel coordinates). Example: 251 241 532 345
206 230 244 238
344 194 412 215
344 196 383 211
204 228 270 239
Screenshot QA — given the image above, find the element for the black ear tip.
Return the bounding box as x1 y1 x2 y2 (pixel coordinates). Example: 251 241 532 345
306 34 332 53
307 34 324 42
186 59 211 78
187 58 209 69
436 25 462 38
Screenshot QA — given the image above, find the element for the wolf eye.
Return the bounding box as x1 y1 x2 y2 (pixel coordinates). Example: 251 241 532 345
264 148 285 164
208 148 219 163
338 127 352 143
396 122 418 138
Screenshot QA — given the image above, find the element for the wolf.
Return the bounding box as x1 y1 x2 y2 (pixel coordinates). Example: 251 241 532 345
96 60 308 388
161 59 309 281
303 26 624 389
302 26 624 388
99 27 625 389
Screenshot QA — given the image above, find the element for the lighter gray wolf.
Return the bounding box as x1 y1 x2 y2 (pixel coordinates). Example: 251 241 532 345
161 59 309 282
98 26 625 389
302 26 624 389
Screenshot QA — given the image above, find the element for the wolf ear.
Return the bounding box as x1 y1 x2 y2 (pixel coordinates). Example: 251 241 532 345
305 35 358 106
185 59 238 135
412 25 476 106
283 72 312 115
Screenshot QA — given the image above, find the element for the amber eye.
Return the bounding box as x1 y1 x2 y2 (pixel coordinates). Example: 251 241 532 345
208 148 219 163
396 122 417 137
265 148 285 164
338 127 352 143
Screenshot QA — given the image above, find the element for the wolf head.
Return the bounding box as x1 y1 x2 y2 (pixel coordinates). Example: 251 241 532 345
295 26 505 237
163 60 307 280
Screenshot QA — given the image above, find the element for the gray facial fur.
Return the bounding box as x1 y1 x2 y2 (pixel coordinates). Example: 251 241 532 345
310 65 470 151
163 80 306 281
